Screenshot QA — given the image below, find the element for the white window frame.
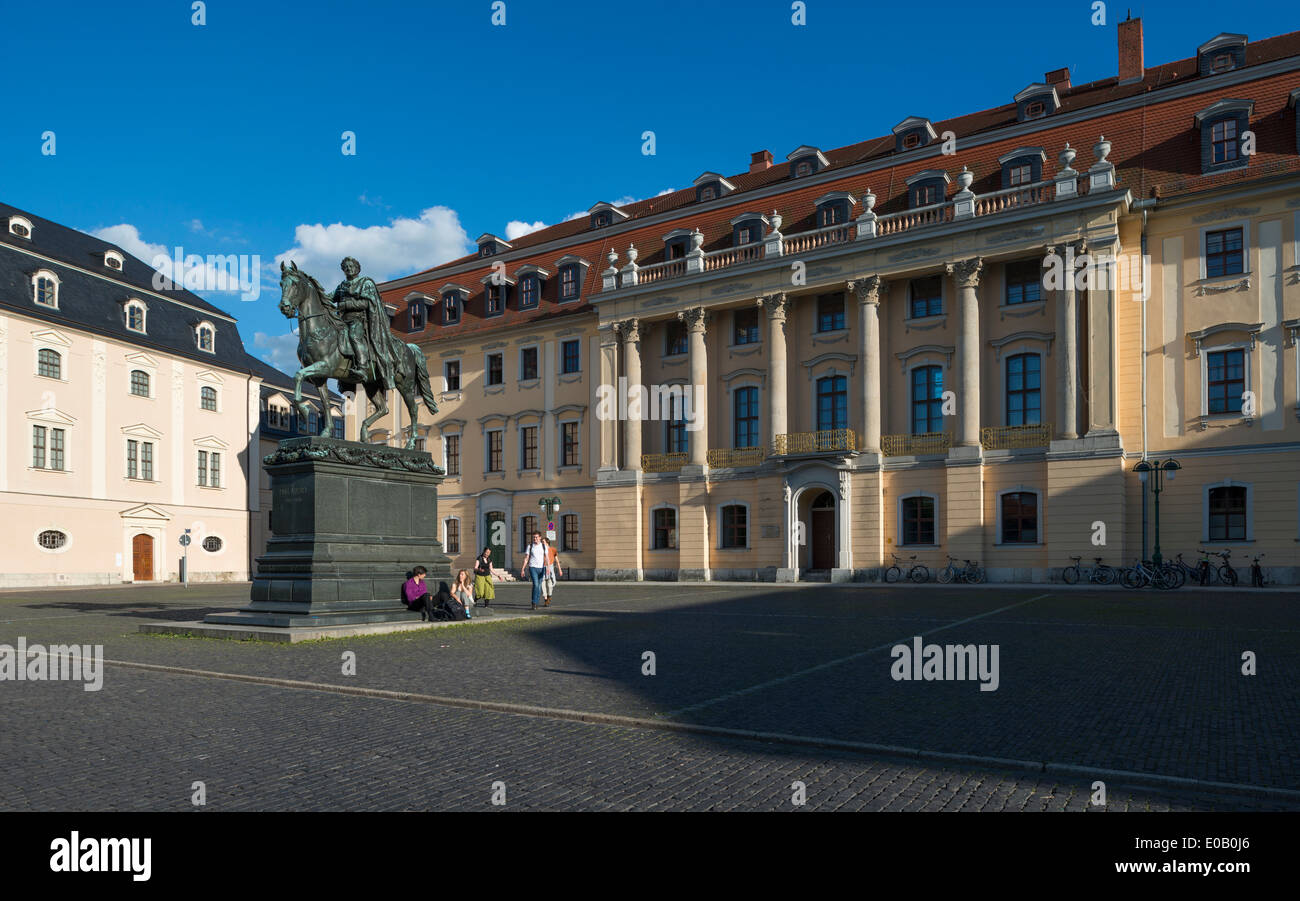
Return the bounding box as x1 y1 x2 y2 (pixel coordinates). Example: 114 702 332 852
516 420 541 473
648 503 679 551
443 358 462 393
34 526 71 554
124 299 148 334
1199 341 1253 420
994 486 1042 546
715 500 751 550
9 215 33 239
1202 479 1254 543
484 427 505 473
557 418 582 469
484 351 505 388
128 368 154 399
104 250 125 271
28 410 74 473
1198 220 1251 281
195 320 217 353
199 384 221 413
518 344 541 383
897 492 941 547
32 270 60 309
443 431 462 477
443 516 462 555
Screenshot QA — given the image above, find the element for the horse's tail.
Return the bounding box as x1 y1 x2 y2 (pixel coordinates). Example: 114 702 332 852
409 344 438 414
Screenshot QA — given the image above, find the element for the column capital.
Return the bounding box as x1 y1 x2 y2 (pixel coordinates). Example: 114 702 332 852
677 306 708 334
945 256 984 288
758 293 789 321
1045 240 1089 264
848 275 888 305
614 318 641 343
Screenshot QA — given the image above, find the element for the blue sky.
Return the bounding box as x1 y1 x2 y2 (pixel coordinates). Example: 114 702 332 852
1 0 1294 373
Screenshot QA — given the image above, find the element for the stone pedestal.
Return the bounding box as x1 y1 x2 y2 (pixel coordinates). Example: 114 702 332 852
206 436 451 628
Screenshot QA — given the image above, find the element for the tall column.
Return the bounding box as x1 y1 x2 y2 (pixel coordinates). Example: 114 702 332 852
849 277 886 453
760 294 789 450
618 319 642 470
1050 242 1081 440
947 257 984 447
680 307 709 466
598 323 619 471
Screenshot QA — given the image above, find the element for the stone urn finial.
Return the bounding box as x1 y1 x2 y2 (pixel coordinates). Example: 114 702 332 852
1094 135 1111 164
1060 142 1077 171
626 244 638 264
956 166 974 191
862 189 876 213
690 229 704 251
770 210 783 232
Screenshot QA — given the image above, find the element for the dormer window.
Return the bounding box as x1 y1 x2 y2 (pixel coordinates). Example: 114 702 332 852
663 229 692 260
693 172 735 203
730 213 769 247
588 202 630 230
475 233 512 258
104 250 124 271
998 148 1046 189
32 270 60 309
515 265 548 310
1195 99 1253 174
1013 84 1061 123
8 216 32 239
196 322 215 353
441 284 468 324
905 170 950 209
406 295 427 332
786 146 829 178
555 255 589 303
815 192 855 228
1198 33 1247 76
479 273 513 316
892 118 938 154
124 299 147 333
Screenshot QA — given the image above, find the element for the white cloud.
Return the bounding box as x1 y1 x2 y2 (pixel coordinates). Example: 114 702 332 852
252 331 301 376
92 223 252 297
275 206 471 283
504 219 548 241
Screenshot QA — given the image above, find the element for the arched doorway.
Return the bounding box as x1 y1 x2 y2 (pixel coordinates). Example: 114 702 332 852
809 491 836 570
132 533 154 581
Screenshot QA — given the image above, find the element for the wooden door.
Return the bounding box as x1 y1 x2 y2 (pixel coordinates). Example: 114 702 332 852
484 513 505 569
811 492 835 569
132 533 154 581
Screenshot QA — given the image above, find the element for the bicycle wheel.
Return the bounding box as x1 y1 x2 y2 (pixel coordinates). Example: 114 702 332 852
969 566 986 584
1120 567 1144 589
1167 565 1186 589
937 566 955 584
909 565 929 583
1062 566 1080 585
1095 565 1116 586
884 566 901 583
1219 565 1238 587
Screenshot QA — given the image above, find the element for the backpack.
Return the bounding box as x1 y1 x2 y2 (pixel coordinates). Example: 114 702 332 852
438 596 469 621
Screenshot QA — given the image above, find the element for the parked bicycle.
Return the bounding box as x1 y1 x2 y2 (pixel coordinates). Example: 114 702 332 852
1173 551 1215 586
1206 548 1238 587
1249 553 1267 588
937 555 986 584
1121 559 1179 590
1061 556 1117 585
885 553 930 584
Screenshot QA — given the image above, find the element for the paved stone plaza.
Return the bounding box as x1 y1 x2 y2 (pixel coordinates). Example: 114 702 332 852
1 581 1296 811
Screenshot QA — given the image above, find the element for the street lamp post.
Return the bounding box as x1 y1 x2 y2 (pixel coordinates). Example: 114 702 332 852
538 496 562 541
1133 458 1181 567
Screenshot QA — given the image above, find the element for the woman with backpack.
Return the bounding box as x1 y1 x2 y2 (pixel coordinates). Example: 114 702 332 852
473 546 496 607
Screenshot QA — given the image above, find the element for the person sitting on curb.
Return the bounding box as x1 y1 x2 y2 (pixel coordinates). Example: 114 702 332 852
452 569 475 612
402 566 437 621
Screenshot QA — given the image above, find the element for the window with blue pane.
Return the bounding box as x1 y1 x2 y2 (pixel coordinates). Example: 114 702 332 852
332 418 344 439
520 276 539 308
561 339 580 374
817 295 845 332
560 265 580 301
909 276 942 318
666 395 689 454
734 387 759 448
665 321 688 356
816 376 847 432
1005 354 1041 425
1205 228 1243 278
911 366 944 434
1004 260 1042 305
733 308 759 345
1207 349 1245 413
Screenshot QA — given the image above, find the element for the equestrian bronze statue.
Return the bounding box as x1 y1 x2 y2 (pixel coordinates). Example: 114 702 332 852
278 257 437 448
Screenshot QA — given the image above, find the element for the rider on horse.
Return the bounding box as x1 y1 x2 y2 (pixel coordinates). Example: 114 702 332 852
330 256 397 389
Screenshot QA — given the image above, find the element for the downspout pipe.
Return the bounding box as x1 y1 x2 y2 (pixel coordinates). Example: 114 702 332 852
1133 198 1157 562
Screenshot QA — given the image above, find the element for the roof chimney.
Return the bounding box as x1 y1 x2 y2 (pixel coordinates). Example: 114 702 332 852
750 150 773 173
1118 15 1144 84
1045 67 1071 90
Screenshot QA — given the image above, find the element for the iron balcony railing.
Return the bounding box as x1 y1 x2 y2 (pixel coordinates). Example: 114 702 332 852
881 432 952 456
980 423 1052 450
772 429 857 456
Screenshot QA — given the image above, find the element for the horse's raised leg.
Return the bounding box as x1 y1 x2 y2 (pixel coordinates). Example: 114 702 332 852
400 383 420 450
360 383 388 443
294 360 332 424
315 380 334 437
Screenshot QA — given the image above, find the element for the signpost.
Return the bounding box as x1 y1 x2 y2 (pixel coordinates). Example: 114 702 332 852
179 528 192 588
539 497 561 542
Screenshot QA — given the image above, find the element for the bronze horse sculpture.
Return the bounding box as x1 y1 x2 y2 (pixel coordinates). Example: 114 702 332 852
277 260 437 448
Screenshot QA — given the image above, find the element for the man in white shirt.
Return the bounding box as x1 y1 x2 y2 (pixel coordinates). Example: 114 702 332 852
520 532 548 610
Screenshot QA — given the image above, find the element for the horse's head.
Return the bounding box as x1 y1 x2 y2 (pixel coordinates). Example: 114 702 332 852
279 260 308 318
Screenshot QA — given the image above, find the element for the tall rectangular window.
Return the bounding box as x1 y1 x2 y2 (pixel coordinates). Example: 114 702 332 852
665 321 688 356
445 519 460 554
50 429 64 471
445 360 461 391
816 376 847 432
32 426 46 469
1207 349 1245 413
653 508 677 549
443 294 460 324
198 450 208 486
911 366 944 434
520 276 538 308
1208 486 1247 540
210 452 220 488
562 514 580 551
520 426 538 469
1006 354 1041 425
487 431 503 472
487 353 503 386
127 439 138 479
520 515 537 551
520 347 539 381
409 302 424 331
666 396 689 455
720 504 747 548
142 442 154 481
902 496 936 545
1000 492 1039 543
1210 119 1238 164
445 434 460 476
734 386 759 448
562 422 580 466
560 266 579 301
817 294 845 332
1205 228 1244 278
733 308 759 345
486 284 505 315
1004 260 1042 305
561 339 580 374
909 276 943 318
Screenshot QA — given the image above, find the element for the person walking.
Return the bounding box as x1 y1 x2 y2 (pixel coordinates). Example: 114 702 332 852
540 538 563 607
519 531 548 610
473 546 496 607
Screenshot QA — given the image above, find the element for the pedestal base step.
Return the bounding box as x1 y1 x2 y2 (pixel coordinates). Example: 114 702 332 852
139 612 533 643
